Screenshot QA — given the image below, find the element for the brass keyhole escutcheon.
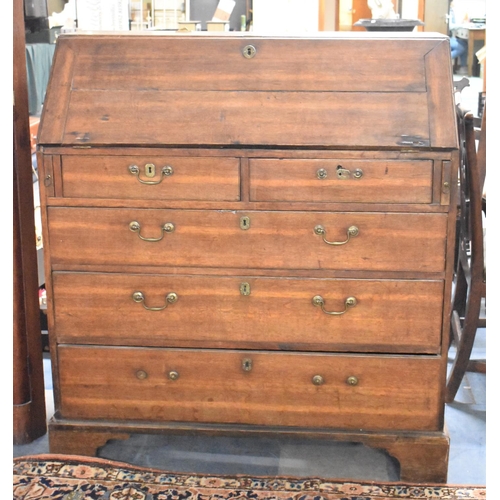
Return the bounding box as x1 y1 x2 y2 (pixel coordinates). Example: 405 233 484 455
240 282 251 296
145 163 156 178
168 370 179 381
346 376 359 386
243 45 256 58
136 370 148 380
242 358 253 372
240 216 251 230
312 375 324 386
336 165 364 180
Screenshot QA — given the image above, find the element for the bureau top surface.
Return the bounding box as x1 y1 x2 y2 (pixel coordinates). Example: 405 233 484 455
38 32 458 150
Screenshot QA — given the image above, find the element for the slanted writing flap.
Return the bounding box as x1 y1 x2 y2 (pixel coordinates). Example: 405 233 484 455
38 32 458 149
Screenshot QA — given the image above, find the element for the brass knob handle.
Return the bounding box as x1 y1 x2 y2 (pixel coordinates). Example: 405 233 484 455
314 225 359 245
316 168 328 180
312 295 357 315
168 370 179 381
129 164 173 184
129 221 175 242
132 291 178 311
346 376 359 386
136 370 148 380
312 375 325 386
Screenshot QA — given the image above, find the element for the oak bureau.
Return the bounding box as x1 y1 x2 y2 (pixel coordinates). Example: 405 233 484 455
37 32 458 482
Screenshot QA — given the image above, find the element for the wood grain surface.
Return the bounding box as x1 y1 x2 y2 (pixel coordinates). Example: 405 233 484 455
52 272 444 353
249 159 433 203
46 207 447 272
61 155 240 201
57 345 442 431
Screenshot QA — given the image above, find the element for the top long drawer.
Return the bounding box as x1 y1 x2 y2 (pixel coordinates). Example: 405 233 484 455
60 156 240 201
46 208 447 272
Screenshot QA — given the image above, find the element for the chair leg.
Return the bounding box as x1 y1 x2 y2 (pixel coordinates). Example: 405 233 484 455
445 279 483 403
449 261 467 347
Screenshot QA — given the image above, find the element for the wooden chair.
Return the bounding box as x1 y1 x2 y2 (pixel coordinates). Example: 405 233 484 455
445 104 486 403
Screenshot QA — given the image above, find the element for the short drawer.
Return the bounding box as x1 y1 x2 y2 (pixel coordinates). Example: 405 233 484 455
57 345 442 431
53 272 444 354
249 159 433 203
60 156 240 201
47 208 447 272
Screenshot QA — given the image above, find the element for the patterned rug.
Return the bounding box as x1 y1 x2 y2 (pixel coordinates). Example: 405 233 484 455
13 454 486 499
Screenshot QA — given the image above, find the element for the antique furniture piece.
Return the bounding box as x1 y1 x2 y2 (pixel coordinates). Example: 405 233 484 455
37 32 458 482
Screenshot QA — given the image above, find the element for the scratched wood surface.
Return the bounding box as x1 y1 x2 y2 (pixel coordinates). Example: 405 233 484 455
58 345 442 431
52 272 444 353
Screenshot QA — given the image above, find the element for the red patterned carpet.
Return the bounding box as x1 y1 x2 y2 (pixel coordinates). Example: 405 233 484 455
14 454 486 499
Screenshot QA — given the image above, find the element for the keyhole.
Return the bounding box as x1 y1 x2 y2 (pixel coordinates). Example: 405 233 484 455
145 163 156 178
243 45 256 59
240 282 251 295
242 358 253 371
240 216 250 230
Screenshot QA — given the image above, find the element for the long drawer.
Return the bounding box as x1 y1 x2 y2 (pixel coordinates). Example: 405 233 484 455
47 208 447 272
60 156 240 201
249 159 433 203
57 346 442 431
52 272 444 353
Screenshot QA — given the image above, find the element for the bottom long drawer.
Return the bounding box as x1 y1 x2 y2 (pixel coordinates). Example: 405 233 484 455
57 346 443 432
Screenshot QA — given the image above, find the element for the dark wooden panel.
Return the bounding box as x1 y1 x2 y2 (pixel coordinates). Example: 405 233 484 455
250 159 433 203
58 345 442 431
52 272 444 353
46 208 448 272
13 0 47 445
61 156 240 201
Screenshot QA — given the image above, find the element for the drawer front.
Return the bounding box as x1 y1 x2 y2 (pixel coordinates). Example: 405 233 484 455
53 272 444 354
249 159 433 203
58 346 442 431
47 208 447 272
61 156 240 201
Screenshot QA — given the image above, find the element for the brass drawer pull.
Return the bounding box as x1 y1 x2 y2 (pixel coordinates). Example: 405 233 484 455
136 370 148 380
132 291 178 311
129 221 175 242
312 295 357 315
168 370 180 381
128 164 173 185
312 375 324 385
314 225 359 245
346 376 359 386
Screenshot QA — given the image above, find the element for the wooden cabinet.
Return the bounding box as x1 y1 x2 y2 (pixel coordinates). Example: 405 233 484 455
37 32 458 482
